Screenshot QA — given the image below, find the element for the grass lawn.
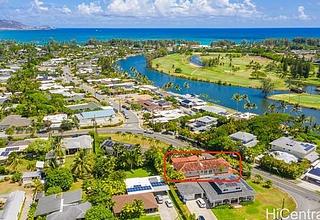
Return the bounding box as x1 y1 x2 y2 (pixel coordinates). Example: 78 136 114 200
125 167 157 178
139 214 161 220
0 181 33 195
212 180 296 220
269 93 320 110
70 180 83 191
152 53 287 90
98 133 169 149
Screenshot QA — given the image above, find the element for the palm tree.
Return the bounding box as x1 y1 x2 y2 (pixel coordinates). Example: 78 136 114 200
6 152 22 171
291 103 301 115
232 93 243 112
244 101 257 117
33 179 44 194
267 104 276 113
71 150 93 179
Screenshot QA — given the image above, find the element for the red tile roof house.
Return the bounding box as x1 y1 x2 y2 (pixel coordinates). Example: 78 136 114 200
172 156 232 179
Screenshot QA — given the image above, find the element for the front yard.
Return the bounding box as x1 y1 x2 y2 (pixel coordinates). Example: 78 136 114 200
212 180 296 220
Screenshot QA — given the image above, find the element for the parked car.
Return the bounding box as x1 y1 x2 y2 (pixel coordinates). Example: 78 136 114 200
198 216 205 220
144 129 154 134
196 198 206 208
156 195 163 204
165 199 173 208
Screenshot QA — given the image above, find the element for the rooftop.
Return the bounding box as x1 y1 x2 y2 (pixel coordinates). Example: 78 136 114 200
112 193 158 214
125 176 169 195
75 108 115 120
229 131 257 143
0 191 25 220
0 115 32 128
270 137 316 155
62 135 93 150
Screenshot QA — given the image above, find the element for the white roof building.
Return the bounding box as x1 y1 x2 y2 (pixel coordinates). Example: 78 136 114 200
125 176 169 195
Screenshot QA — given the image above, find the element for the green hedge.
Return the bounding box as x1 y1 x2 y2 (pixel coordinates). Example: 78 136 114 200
169 186 191 220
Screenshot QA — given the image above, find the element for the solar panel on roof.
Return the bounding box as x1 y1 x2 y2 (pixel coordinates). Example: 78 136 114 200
303 144 314 151
308 168 320 176
5 147 19 152
0 151 9 156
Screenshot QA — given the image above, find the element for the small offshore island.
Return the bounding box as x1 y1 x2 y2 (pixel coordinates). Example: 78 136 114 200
150 40 320 109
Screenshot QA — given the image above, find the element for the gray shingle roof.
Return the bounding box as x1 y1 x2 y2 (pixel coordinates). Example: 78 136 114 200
35 194 62 216
62 190 82 204
62 135 93 150
46 202 91 220
176 182 204 196
229 131 256 143
270 137 316 155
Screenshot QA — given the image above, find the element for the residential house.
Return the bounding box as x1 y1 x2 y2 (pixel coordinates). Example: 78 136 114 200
193 105 230 117
0 139 34 161
66 102 102 112
176 174 255 207
22 171 43 186
270 137 318 162
304 163 320 186
62 135 93 155
75 108 116 127
0 191 25 220
43 114 68 130
187 116 218 132
151 109 186 123
35 190 91 220
229 131 258 147
100 139 134 155
125 176 169 195
112 193 158 216
172 156 231 179
0 115 32 131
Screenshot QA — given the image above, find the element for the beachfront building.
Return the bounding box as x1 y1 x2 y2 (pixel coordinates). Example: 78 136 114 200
229 131 258 147
172 156 231 179
35 190 91 219
75 107 116 127
112 193 158 216
270 137 318 162
176 174 255 207
61 135 93 155
187 116 218 132
0 191 25 220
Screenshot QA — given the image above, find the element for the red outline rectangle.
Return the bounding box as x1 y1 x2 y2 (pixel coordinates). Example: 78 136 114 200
163 150 242 183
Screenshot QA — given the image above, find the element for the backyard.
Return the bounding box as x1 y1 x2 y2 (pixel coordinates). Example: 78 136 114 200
212 180 296 220
152 53 287 90
99 133 169 150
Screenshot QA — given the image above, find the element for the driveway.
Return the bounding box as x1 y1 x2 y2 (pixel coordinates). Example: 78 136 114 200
158 195 179 220
186 200 217 220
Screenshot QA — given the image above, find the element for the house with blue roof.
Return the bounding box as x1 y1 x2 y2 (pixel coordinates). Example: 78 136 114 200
75 107 116 127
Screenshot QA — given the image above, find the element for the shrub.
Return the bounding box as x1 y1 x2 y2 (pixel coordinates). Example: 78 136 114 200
11 172 22 182
45 168 73 191
46 186 62 195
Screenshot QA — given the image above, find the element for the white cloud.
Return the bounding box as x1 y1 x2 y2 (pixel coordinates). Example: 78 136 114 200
33 0 48 11
105 0 259 18
78 2 102 15
61 5 72 14
298 6 309 20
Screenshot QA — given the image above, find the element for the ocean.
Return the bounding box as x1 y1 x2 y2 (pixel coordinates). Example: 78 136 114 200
1 28 320 45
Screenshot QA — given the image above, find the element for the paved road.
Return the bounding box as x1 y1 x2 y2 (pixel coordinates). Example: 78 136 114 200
253 168 320 213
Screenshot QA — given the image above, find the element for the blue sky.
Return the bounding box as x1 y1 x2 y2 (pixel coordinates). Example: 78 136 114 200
0 0 319 28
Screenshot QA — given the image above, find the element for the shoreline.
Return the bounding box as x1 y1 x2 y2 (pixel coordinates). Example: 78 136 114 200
268 93 320 110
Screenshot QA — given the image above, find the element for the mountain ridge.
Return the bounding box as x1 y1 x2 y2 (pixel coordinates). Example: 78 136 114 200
0 19 52 30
